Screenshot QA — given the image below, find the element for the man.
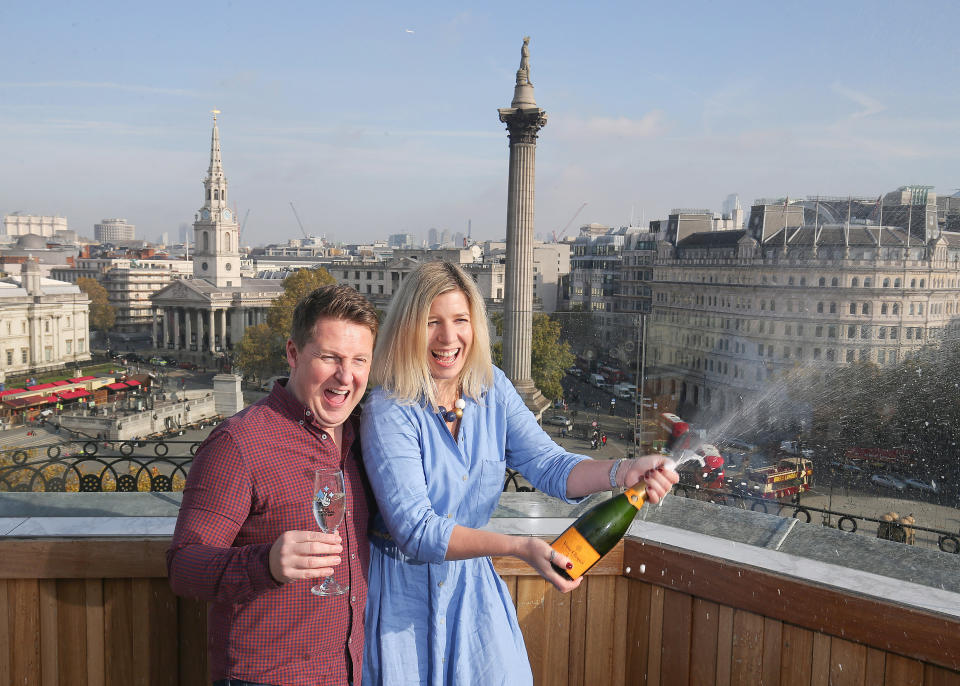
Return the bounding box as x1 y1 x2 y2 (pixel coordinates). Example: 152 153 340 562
168 285 379 686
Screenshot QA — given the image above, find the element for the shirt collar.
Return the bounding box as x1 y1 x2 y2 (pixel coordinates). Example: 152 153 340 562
269 377 359 444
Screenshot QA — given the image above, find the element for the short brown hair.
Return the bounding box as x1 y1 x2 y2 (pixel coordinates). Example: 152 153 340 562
290 285 379 349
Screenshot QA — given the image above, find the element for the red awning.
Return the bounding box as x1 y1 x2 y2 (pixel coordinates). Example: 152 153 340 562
58 389 91 400
68 376 97 382
27 383 56 391
126 379 142 387
106 382 129 391
51 380 71 386
0 389 26 397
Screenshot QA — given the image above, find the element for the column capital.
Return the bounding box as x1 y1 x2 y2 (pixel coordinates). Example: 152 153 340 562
498 107 547 145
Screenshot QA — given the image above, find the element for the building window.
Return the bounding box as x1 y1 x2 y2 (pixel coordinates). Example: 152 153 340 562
883 278 890 287
864 278 872 287
826 349 835 361
849 303 856 314
894 278 901 287
830 302 836 314
881 303 888 315
817 302 824 313
847 325 855 338
815 326 823 337
66 340 72 354
21 348 27 363
846 350 854 362
5 350 11 365
44 320 50 333
813 348 821 360
878 350 886 363
818 277 826 287
831 277 839 287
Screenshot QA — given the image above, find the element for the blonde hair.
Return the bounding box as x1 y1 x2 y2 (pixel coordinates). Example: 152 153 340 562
372 261 493 408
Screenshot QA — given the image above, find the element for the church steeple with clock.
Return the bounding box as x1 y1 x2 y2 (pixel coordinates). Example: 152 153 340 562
193 110 240 287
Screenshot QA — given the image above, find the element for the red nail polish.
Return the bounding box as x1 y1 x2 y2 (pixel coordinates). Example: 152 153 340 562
566 562 574 570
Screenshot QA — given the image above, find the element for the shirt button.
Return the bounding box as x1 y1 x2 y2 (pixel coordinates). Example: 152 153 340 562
305 409 311 416
321 433 327 440
351 596 356 602
462 475 468 481
298 419 304 426
438 581 443 587
351 553 356 559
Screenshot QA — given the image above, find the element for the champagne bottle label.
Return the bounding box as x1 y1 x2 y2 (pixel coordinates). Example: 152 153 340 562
551 526 601 580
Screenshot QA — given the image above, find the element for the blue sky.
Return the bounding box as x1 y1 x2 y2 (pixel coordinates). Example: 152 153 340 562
2 0 958 246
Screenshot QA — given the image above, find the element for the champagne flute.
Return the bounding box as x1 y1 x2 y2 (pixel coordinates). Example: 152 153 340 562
311 468 348 596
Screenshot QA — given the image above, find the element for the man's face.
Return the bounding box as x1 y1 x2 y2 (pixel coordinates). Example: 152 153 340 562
286 317 374 435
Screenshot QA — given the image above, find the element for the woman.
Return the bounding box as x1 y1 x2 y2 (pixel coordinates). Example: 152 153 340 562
360 261 678 686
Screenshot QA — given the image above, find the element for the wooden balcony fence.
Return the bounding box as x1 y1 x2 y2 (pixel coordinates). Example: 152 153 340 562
1 534 958 686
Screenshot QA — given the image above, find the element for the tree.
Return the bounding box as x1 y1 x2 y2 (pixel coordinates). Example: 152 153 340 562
265 267 336 342
552 305 599 359
233 324 285 383
491 312 574 401
77 277 115 332
234 267 336 382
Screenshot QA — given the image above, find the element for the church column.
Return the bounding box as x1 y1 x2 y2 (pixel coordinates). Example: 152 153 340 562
184 308 193 351
219 309 228 348
208 309 216 353
173 309 181 350
151 308 158 349
196 309 204 353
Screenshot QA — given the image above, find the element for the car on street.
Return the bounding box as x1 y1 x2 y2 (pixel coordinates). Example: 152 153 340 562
903 477 938 493
566 367 582 377
544 414 573 429
871 473 906 491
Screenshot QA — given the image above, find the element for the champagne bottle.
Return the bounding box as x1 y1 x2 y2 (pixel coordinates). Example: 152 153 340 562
550 482 647 581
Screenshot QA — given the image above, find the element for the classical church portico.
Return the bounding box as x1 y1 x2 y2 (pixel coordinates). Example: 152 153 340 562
150 112 283 360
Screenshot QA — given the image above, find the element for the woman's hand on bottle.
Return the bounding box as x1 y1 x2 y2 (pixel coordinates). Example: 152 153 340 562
618 456 679 503
515 537 583 593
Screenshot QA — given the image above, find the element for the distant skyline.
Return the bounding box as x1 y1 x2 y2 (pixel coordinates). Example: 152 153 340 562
2 1 959 246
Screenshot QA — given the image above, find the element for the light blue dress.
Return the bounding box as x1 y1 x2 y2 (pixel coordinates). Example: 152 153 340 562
360 367 589 686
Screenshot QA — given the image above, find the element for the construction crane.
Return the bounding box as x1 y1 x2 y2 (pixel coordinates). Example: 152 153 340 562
551 202 588 242
289 202 309 239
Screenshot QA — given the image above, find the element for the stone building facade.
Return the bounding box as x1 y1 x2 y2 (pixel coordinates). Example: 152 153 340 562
648 191 960 424
0 261 91 384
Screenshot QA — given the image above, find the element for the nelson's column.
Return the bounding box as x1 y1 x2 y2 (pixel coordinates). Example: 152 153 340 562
498 36 551 415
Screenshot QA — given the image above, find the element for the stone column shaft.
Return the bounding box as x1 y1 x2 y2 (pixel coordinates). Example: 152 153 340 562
173 309 181 350
219 309 227 347
503 139 537 385
151 308 158 349
197 309 204 352
208 309 216 352
185 309 193 350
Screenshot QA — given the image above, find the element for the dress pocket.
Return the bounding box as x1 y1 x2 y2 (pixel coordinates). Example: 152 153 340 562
474 457 507 518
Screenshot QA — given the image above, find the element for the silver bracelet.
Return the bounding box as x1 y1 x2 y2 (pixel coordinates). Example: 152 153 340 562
609 458 625 489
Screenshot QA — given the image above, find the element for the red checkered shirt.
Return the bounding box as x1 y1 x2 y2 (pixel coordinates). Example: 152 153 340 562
167 380 370 686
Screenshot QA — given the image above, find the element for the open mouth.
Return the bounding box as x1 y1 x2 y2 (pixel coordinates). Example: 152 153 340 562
431 349 461 368
324 388 349 406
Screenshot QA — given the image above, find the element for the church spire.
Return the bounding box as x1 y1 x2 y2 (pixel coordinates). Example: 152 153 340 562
207 109 224 183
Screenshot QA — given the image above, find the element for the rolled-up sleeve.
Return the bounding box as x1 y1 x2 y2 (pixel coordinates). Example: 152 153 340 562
498 371 590 503
361 393 455 563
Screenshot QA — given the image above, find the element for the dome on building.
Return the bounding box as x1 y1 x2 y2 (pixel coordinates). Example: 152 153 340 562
15 233 47 249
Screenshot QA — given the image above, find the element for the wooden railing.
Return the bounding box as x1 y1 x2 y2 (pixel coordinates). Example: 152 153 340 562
1 536 958 686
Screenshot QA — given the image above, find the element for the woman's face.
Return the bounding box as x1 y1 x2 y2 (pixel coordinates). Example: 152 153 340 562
426 289 473 385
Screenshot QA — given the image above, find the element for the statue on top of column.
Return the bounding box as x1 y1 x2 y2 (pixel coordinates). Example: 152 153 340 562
516 36 532 86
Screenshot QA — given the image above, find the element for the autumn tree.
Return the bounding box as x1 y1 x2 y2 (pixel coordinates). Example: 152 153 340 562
77 277 115 332
265 267 337 342
233 324 284 383
491 312 574 401
233 267 336 381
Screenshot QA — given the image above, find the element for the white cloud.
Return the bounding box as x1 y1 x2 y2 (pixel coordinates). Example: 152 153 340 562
553 111 667 140
831 83 886 119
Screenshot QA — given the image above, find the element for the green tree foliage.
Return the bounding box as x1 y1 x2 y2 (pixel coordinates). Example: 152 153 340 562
76 277 115 332
265 267 337 342
233 324 285 383
234 267 336 381
490 312 574 401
